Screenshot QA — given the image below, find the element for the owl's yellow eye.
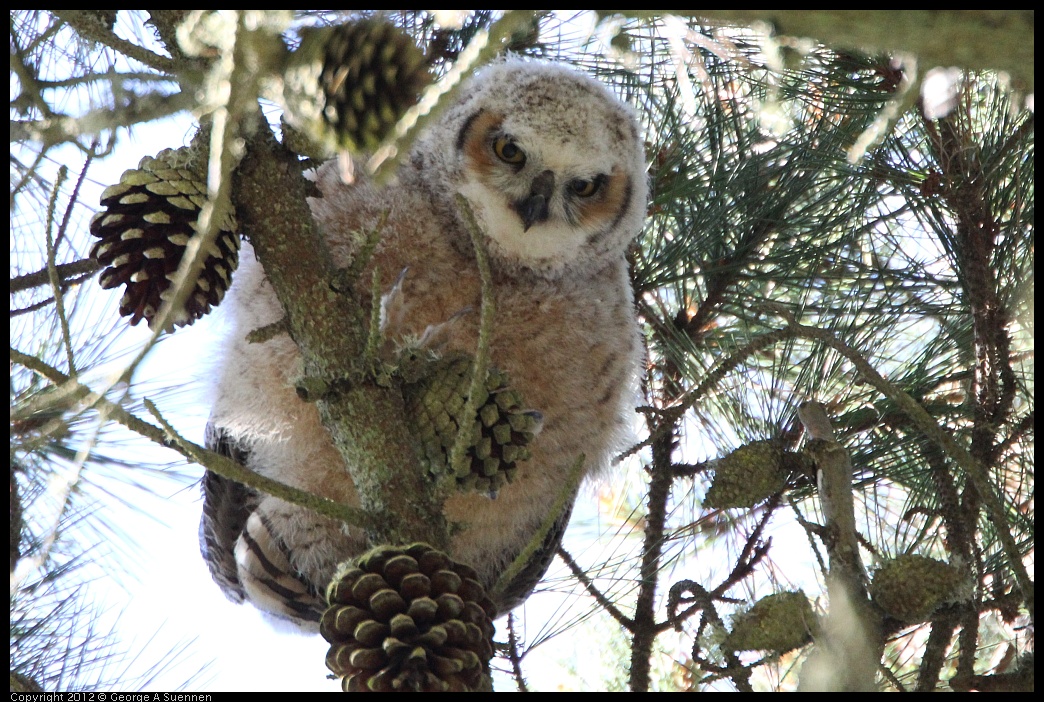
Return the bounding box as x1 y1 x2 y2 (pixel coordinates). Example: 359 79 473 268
493 136 526 166
568 178 600 197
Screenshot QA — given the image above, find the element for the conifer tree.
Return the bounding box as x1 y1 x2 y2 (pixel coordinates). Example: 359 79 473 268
11 10 1032 691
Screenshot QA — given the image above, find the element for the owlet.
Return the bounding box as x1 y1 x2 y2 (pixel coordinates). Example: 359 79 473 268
201 58 648 628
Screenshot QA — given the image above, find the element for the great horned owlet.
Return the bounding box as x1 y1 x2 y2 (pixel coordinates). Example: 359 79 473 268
201 58 648 628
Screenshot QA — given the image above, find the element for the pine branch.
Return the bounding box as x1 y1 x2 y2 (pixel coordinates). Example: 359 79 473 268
50 11 176 73
628 421 676 692
9 348 374 533
613 11 1035 89
233 118 448 550
783 319 1033 619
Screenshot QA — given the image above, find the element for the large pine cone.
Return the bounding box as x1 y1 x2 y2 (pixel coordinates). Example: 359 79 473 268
89 146 239 329
322 543 497 692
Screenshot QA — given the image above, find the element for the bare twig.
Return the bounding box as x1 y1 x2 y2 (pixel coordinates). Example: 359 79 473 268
505 613 530 693
11 260 99 295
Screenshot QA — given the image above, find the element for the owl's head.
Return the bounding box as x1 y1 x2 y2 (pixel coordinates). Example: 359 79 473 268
414 59 648 277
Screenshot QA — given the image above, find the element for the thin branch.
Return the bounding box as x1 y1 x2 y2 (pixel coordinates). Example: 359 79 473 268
619 328 791 462
556 546 635 631
55 144 95 253
10 15 59 120
12 92 195 150
711 499 779 599
33 69 175 90
449 194 496 478
44 166 76 377
11 259 99 295
505 613 529 693
51 10 177 74
11 284 92 319
144 399 374 531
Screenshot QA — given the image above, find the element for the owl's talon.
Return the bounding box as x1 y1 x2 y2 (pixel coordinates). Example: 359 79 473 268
379 266 410 337
516 409 544 437
417 306 474 351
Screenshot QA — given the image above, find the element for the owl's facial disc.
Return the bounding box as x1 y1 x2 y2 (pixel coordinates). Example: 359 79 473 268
456 108 633 273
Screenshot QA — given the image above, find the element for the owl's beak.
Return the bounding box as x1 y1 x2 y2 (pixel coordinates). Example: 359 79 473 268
516 170 554 231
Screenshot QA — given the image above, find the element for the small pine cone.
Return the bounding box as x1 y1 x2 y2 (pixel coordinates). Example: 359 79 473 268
88 147 239 329
724 591 814 654
704 440 787 509
870 555 966 623
283 18 431 154
322 543 497 693
404 354 542 497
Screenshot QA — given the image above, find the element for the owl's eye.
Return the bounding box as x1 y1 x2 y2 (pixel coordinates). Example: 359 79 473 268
493 136 526 166
568 177 601 198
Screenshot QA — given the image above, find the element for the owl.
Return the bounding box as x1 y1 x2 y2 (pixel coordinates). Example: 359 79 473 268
201 58 648 629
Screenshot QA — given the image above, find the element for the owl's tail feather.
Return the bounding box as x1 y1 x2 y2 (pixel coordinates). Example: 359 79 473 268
199 423 325 627
235 510 325 625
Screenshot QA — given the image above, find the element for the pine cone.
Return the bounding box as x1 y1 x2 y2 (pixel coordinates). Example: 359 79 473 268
283 18 431 154
870 555 966 623
404 354 542 497
723 591 814 654
89 147 239 329
704 440 787 509
322 543 497 692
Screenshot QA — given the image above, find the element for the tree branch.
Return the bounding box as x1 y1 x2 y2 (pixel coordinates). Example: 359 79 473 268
557 545 634 631
232 122 448 550
797 402 882 691
51 10 176 74
785 321 1033 619
615 11 1034 90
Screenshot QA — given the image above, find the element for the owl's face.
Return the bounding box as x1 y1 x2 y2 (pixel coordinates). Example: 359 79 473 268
418 60 648 277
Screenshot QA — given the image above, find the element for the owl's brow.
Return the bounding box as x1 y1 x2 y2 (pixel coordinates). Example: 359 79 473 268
456 109 485 153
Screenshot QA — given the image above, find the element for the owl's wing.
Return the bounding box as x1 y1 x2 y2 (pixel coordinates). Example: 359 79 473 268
199 423 327 624
199 422 260 604
495 497 575 614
